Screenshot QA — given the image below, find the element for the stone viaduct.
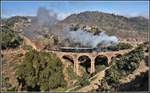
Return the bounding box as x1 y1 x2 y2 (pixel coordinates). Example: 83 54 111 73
46 49 131 76
19 35 131 76
20 35 131 75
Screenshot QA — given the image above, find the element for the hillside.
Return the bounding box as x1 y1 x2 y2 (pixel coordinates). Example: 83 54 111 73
60 11 148 41
129 16 148 32
61 11 148 32
1 11 148 49
1 12 149 92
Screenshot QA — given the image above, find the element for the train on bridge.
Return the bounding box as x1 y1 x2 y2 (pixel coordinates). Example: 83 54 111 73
59 47 117 52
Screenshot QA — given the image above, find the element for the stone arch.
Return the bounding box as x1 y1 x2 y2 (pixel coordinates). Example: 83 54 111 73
95 55 109 67
78 55 91 74
115 53 122 58
62 55 74 64
78 55 91 63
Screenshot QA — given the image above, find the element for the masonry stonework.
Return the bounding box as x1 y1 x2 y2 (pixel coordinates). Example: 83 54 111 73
48 49 130 76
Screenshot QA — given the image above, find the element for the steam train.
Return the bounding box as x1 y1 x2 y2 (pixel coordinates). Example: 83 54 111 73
59 47 93 52
59 47 115 52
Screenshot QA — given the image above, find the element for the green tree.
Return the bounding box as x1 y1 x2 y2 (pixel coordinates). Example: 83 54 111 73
16 49 67 91
76 73 90 87
5 16 28 27
98 45 145 91
108 43 133 51
1 26 22 49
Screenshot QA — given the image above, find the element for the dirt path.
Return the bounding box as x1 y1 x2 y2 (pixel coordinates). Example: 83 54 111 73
77 67 110 92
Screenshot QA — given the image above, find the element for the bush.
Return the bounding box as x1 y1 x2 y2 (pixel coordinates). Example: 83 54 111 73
69 24 80 31
1 26 22 49
16 49 67 91
97 79 111 91
5 16 28 27
98 45 145 91
108 43 133 51
75 74 90 87
66 66 78 80
1 75 12 91
23 45 33 50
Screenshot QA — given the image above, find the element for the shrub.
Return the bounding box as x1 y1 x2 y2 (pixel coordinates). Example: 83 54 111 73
16 49 67 91
108 43 133 51
75 74 90 87
1 75 12 90
69 24 80 31
1 26 22 49
66 66 78 80
23 45 33 50
98 45 145 91
5 16 28 27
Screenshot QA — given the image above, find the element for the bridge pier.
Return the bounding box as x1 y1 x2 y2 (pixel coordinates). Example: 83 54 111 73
74 56 96 76
90 58 95 74
73 61 76 73
74 57 80 76
107 56 112 65
76 61 80 76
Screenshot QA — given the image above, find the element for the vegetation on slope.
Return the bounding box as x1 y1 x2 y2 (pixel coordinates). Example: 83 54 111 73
118 71 148 91
96 45 145 91
1 74 15 91
75 73 90 87
5 16 28 27
107 43 133 51
66 65 78 80
1 26 23 49
63 11 148 32
16 49 67 91
129 16 148 32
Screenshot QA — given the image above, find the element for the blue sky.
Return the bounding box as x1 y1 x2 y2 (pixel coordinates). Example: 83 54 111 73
1 1 149 19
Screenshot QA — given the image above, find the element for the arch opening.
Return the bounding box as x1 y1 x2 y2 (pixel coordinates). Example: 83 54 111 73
78 55 91 74
62 55 74 64
95 55 108 72
115 53 122 58
95 55 108 66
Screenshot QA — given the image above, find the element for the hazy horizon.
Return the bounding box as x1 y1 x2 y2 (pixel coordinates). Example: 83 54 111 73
1 1 149 19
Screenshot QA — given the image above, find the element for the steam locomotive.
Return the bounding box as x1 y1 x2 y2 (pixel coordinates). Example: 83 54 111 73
59 47 115 52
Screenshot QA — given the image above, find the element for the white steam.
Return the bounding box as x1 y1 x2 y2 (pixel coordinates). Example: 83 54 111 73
23 7 58 39
37 7 58 26
24 7 119 48
64 27 118 48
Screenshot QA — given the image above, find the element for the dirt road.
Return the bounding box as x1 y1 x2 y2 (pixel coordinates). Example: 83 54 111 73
77 67 110 92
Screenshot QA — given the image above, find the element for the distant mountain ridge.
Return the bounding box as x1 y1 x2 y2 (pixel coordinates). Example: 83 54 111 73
1 11 148 44
61 11 148 32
